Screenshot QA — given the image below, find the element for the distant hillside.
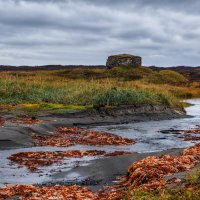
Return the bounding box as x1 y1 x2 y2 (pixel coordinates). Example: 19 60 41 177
0 64 199 82
0 65 105 71
150 66 200 82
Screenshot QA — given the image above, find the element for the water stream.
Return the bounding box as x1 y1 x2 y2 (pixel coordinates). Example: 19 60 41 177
0 99 199 187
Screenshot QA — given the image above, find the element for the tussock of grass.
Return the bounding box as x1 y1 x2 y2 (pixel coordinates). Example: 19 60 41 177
92 88 183 109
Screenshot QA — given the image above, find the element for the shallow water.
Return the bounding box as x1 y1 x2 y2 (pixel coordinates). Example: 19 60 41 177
0 99 199 187
92 98 200 153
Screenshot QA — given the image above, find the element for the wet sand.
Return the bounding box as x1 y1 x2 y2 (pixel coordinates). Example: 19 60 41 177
50 148 183 191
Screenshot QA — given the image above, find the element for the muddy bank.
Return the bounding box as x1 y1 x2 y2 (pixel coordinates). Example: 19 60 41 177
49 144 200 191
0 105 186 150
49 148 183 191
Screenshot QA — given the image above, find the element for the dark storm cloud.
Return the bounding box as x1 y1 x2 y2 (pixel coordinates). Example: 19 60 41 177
0 0 200 66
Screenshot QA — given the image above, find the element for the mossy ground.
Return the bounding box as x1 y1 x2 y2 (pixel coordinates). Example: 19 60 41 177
0 103 89 116
18 103 88 112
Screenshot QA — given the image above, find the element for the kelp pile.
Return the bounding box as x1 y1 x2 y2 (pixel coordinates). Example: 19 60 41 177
178 125 200 141
33 127 136 147
178 135 200 141
9 150 131 172
102 142 200 193
0 120 4 126
0 185 121 200
0 117 41 127
10 118 42 125
0 185 97 200
182 125 200 134
2 126 200 199
0 115 6 126
124 143 200 190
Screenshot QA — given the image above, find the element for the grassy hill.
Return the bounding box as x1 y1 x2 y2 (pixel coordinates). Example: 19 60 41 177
150 66 200 82
0 66 199 111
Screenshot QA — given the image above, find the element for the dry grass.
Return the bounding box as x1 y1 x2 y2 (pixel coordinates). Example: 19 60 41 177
0 68 199 108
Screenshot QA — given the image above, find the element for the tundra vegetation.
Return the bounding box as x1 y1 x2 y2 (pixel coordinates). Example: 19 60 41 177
0 66 199 113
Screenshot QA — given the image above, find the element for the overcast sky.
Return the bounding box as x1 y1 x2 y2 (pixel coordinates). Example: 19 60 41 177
0 0 200 66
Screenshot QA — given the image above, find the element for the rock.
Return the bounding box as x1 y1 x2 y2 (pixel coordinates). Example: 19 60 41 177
106 54 142 69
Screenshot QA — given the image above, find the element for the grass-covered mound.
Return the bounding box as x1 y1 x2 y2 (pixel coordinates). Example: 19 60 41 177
56 66 188 84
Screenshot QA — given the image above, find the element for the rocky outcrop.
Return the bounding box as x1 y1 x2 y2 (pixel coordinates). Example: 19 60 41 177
106 54 142 69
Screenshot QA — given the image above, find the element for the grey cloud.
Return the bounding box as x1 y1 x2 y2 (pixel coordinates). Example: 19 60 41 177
84 0 200 13
0 0 200 66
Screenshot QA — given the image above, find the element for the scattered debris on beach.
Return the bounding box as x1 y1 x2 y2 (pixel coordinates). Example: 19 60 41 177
178 135 200 141
1 126 200 199
97 142 200 196
104 151 132 157
33 127 136 147
8 150 131 172
0 185 97 200
0 115 6 126
181 125 200 134
10 117 42 125
0 120 4 126
0 185 121 200
0 117 41 127
122 142 200 190
177 125 200 141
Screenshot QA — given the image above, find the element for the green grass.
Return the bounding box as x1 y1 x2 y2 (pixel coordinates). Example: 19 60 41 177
0 67 199 110
0 103 89 116
17 104 89 114
92 88 183 109
184 168 200 186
